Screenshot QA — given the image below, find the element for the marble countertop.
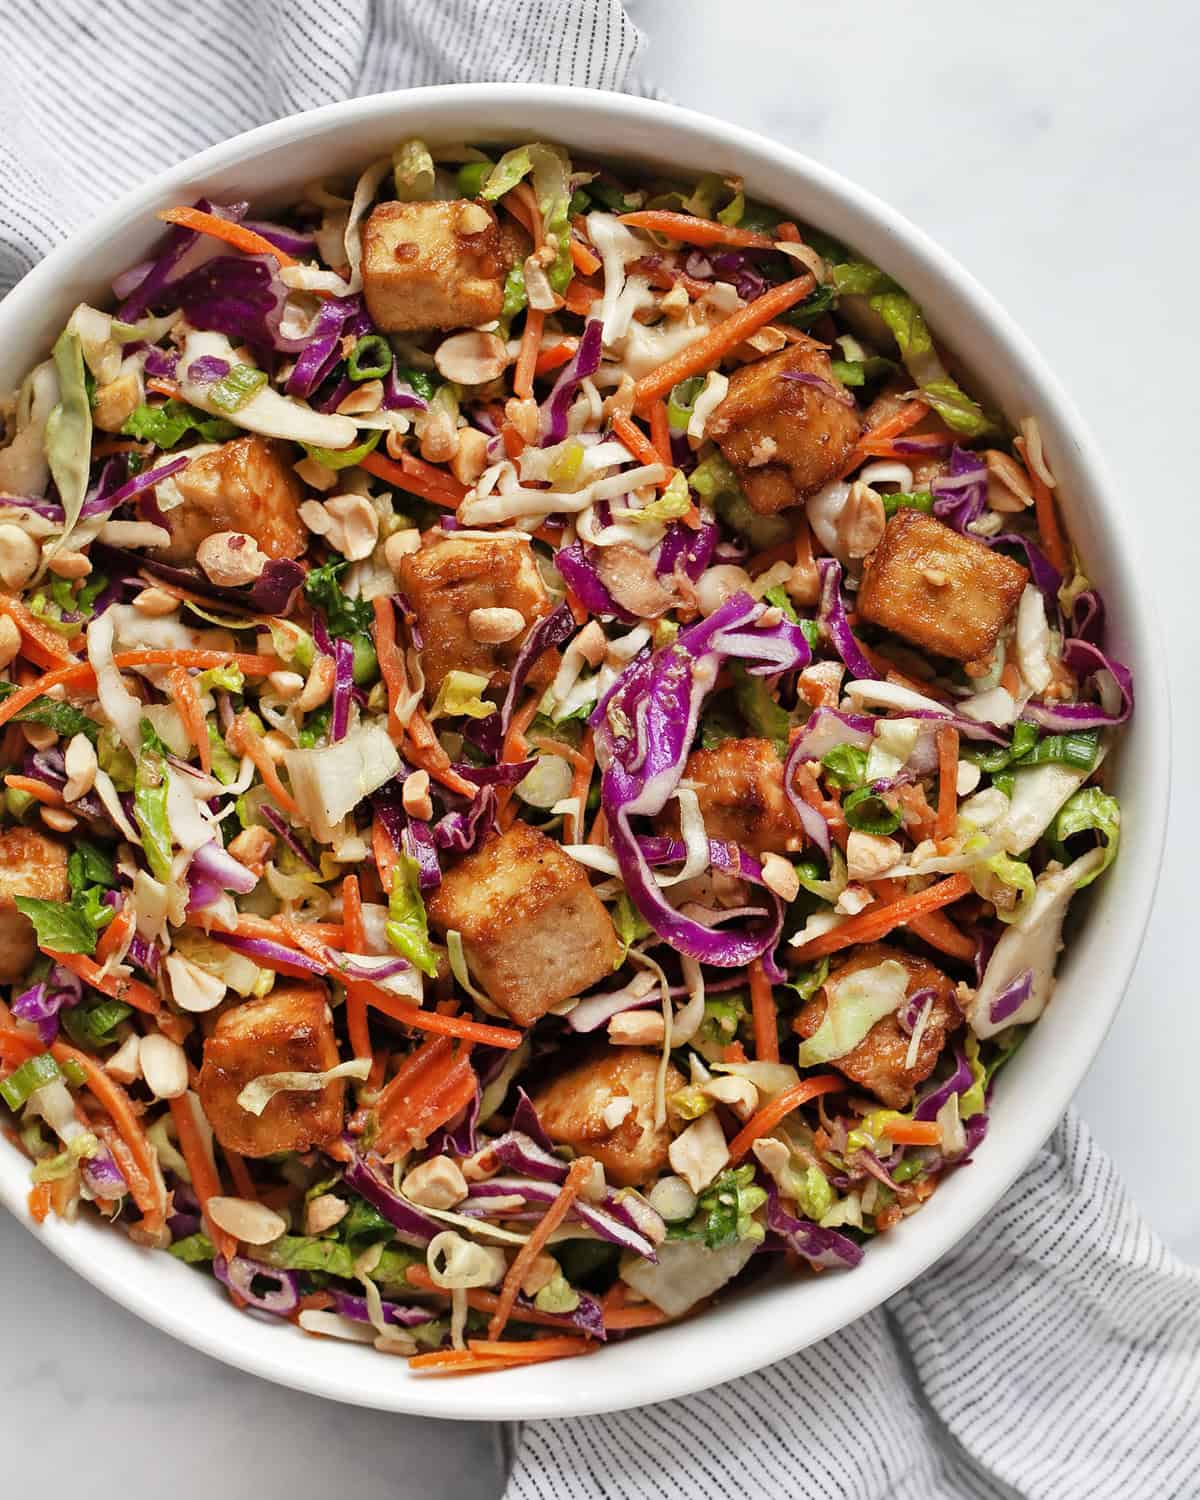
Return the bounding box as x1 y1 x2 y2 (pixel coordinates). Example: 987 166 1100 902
3 2 1195 1495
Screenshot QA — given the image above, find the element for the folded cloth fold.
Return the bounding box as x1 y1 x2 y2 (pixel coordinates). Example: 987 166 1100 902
0 0 653 297
505 1112 1200 1499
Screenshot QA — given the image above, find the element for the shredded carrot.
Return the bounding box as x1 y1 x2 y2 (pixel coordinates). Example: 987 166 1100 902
168 666 211 774
726 1074 847 1163
156 206 298 267
618 210 776 250
371 816 401 894
277 919 524 1050
513 308 546 401
880 1118 943 1147
404 706 479 798
648 398 673 466
53 1040 164 1230
1015 435 1068 573
934 726 959 841
466 1337 597 1362
495 693 541 826
94 906 133 966
842 399 930 475
117 648 280 674
4 775 65 808
999 660 1021 699
227 712 301 819
610 411 662 469
405 1264 581 1332
375 1036 476 1153
603 1302 669 1330
569 236 602 276
0 1022 42 1066
632 275 815 411
341 875 373 1067
908 909 977 964
561 729 595 844
146 377 182 400
790 873 974 962
46 949 160 1015
227 914 345 947
364 983 523 1050
507 182 543 246
372 594 409 743
749 958 779 1064
855 432 955 463
534 340 578 376
223 1148 258 1202
360 450 466 509
167 1092 235 1259
0 595 77 667
488 1156 594 1340
0 661 93 732
28 1180 53 1223
564 278 601 316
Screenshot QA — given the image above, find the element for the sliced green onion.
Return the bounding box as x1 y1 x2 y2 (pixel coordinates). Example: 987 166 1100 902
456 161 492 196
667 376 705 432
347 335 392 382
209 364 267 414
881 490 934 518
1014 729 1099 771
300 429 382 472
821 744 868 789
61 998 132 1051
842 786 902 836
0 1053 62 1111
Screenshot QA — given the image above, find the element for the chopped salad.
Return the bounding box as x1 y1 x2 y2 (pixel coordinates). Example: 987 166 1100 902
0 139 1129 1374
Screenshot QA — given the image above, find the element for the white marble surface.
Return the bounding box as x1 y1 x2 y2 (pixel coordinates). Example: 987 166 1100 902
2 3 1196 1495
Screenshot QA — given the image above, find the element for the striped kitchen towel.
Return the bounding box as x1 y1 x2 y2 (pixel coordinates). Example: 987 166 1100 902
2 6 1196 1498
505 1111 1200 1499
0 0 653 296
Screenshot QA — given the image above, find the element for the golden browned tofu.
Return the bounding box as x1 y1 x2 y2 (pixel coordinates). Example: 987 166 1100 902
399 532 552 700
197 986 344 1157
427 822 621 1027
161 435 306 564
532 1047 684 1188
794 943 960 1109
857 511 1027 664
708 339 862 515
0 829 68 982
361 199 506 333
658 738 805 856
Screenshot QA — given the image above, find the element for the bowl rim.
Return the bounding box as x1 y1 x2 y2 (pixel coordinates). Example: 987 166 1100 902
0 81 1171 1422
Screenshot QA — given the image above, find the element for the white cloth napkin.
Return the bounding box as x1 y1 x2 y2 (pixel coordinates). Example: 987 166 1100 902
2 5 1196 1497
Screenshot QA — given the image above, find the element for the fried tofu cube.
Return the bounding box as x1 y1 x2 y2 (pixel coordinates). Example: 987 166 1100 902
856 510 1027 663
197 986 344 1157
708 338 862 515
0 830 68 982
658 738 805 856
427 822 621 1027
793 943 961 1109
161 435 306 564
531 1047 685 1188
362 199 506 333
398 532 551 700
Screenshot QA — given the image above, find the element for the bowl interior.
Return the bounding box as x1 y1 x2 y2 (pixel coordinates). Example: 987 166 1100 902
0 85 1169 1421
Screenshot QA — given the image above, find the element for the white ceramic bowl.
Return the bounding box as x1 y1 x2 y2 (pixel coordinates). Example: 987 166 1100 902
0 84 1169 1421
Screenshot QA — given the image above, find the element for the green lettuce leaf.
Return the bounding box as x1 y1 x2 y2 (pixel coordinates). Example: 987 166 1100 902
0 682 99 741
45 327 92 538
121 398 236 448
385 855 439 977
13 896 102 954
392 139 436 201
698 1164 766 1249
1051 788 1120 885
731 663 791 753
133 720 173 884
